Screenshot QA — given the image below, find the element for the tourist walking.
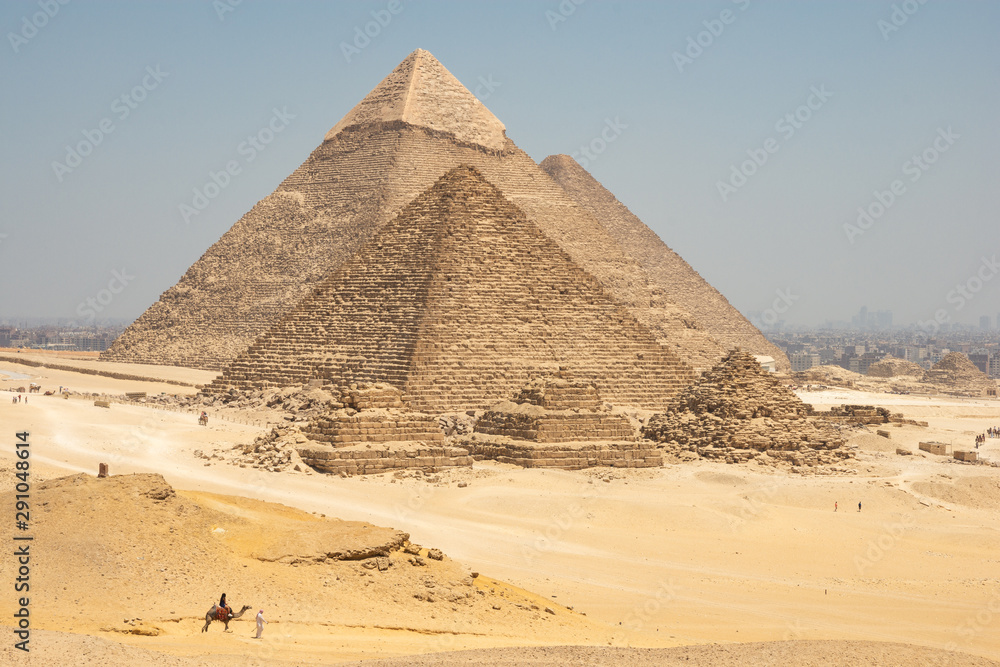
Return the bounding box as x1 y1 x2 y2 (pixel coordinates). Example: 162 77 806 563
253 609 267 638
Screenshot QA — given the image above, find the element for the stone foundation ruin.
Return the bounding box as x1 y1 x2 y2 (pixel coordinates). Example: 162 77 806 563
460 375 660 470
293 383 472 475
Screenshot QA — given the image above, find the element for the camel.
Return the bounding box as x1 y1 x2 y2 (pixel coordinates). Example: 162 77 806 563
201 604 251 633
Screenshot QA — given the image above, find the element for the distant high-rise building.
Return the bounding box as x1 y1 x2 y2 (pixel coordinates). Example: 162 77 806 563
790 353 821 372
981 315 992 331
856 306 868 329
969 352 990 374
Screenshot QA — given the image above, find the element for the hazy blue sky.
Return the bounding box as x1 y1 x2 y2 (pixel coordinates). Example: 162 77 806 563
1 0 998 328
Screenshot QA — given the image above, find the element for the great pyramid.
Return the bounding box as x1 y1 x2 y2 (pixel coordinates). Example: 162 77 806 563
642 349 848 466
205 166 695 412
540 154 789 370
102 49 757 373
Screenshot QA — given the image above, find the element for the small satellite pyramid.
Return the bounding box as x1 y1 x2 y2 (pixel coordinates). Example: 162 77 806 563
923 352 995 396
206 166 695 411
642 349 847 464
540 154 788 370
104 48 773 376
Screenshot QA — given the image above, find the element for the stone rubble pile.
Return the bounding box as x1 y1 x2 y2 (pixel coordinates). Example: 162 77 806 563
642 349 851 467
922 352 996 397
866 356 926 378
232 426 311 472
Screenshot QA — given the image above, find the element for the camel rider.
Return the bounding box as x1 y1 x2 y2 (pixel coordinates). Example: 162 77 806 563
219 593 232 619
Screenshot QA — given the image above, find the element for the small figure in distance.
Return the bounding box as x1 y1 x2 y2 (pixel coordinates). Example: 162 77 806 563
253 609 268 639
858 502 862 513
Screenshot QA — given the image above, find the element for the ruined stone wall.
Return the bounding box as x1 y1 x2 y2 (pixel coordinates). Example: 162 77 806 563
461 439 661 470
304 412 443 445
473 406 635 443
298 443 472 475
813 404 891 424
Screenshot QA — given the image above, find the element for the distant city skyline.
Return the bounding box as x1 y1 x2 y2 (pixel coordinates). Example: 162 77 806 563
1 1 998 329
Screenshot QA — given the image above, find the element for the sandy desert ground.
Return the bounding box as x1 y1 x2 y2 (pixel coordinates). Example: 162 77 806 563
1 351 999 665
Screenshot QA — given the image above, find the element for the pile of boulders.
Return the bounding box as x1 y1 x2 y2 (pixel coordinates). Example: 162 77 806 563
233 424 311 472
438 412 478 437
922 352 996 397
866 356 926 378
643 349 851 467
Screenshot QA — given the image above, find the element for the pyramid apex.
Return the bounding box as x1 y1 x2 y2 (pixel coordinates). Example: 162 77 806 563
325 49 507 150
